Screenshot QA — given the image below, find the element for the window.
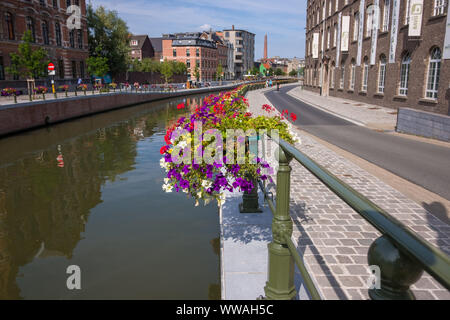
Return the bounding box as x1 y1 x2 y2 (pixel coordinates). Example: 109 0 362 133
353 12 359 41
382 0 390 32
186 48 190 57
350 60 356 90
130 40 138 46
335 0 339 12
72 61 77 78
225 32 229 37
187 60 191 68
434 0 446 16
340 63 345 89
327 27 330 49
66 0 71 7
173 49 177 57
53 0 58 8
362 58 369 91
0 57 4 80
58 59 64 79
55 22 62 46
405 0 410 25
330 64 335 89
42 21 49 45
5 12 14 40
378 56 387 93
69 29 75 47
77 29 82 49
196 48 200 57
80 61 85 78
399 53 411 96
426 48 441 99
328 1 331 16
196 60 199 68
26 17 36 42
333 23 337 47
366 5 374 37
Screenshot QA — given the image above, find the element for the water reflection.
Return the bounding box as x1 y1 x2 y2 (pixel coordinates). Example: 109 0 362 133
0 93 220 300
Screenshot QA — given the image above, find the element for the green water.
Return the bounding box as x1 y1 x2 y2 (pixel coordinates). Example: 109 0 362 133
0 94 221 300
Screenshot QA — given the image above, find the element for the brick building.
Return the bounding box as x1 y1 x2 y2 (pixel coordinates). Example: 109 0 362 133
304 0 450 115
0 0 89 87
129 35 154 61
162 32 218 82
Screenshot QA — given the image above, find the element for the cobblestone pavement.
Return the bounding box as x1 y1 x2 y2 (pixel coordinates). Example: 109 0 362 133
287 86 398 131
247 87 450 300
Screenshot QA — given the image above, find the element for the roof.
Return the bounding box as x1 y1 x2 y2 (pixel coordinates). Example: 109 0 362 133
129 35 149 49
149 37 163 52
223 29 255 35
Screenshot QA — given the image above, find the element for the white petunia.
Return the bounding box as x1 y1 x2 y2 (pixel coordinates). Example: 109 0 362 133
162 183 173 193
201 180 212 189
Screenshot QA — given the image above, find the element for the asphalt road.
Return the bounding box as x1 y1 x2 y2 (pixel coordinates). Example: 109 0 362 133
265 85 450 201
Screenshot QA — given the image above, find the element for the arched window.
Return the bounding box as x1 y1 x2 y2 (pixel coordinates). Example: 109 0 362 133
399 53 411 96
362 57 369 92
350 60 356 90
26 16 35 42
426 48 441 99
330 63 335 89
382 0 391 32
434 0 446 16
5 12 14 40
55 22 62 46
340 61 345 89
366 5 374 37
378 55 387 93
353 12 359 41
42 21 49 45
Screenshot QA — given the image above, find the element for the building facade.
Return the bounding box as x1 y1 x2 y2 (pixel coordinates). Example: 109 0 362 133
162 32 218 82
223 26 255 79
129 35 154 61
0 0 89 86
305 0 450 115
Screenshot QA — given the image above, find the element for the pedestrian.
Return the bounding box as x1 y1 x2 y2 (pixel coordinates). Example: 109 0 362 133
77 77 82 86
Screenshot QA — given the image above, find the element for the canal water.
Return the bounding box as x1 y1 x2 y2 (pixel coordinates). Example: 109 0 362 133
0 93 221 300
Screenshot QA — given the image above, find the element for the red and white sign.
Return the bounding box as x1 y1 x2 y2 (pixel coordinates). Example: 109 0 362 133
48 63 55 71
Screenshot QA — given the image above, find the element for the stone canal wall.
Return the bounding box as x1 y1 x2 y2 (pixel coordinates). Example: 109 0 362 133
396 108 450 142
0 84 239 137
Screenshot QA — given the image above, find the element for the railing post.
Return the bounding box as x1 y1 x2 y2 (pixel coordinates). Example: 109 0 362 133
368 235 424 300
264 147 296 300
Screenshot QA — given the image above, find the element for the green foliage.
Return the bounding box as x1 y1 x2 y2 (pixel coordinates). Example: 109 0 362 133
141 58 161 73
289 69 298 77
160 60 174 84
250 66 259 76
216 63 224 80
86 56 109 78
193 66 200 81
87 4 130 76
6 30 49 80
275 68 285 76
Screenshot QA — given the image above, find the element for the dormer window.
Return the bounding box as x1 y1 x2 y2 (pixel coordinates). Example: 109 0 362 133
130 40 138 46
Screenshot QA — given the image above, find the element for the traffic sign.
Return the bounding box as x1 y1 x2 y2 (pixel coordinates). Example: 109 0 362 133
48 62 55 71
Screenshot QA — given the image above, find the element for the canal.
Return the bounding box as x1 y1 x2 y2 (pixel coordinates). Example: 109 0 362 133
0 93 221 300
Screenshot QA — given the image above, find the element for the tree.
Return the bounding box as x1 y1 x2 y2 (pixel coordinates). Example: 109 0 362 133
250 66 259 76
86 56 109 78
173 61 187 75
289 69 298 77
160 60 174 83
87 4 130 77
216 63 224 81
193 66 200 81
6 30 49 80
141 58 161 73
267 68 274 76
275 68 285 76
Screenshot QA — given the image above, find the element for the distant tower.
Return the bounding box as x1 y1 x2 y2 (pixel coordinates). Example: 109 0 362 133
264 34 268 60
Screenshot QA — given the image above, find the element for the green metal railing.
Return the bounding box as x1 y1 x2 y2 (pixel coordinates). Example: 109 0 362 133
257 135 450 300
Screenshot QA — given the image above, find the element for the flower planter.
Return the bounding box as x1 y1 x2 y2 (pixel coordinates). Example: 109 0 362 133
239 176 262 213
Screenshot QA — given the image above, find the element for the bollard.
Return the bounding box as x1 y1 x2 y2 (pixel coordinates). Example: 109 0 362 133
264 147 296 300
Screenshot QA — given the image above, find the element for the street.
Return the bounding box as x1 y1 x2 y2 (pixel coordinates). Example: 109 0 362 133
265 85 450 201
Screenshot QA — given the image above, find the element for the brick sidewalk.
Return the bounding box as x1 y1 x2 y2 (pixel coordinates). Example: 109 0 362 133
247 87 450 300
287 86 398 131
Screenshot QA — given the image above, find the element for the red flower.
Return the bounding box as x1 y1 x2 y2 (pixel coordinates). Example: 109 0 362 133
282 109 289 115
177 103 185 109
244 112 252 118
160 146 169 154
290 113 298 122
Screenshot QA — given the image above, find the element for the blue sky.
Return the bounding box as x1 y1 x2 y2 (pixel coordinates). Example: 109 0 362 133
90 0 306 59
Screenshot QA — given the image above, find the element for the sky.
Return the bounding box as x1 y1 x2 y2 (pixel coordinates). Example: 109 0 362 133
89 0 307 59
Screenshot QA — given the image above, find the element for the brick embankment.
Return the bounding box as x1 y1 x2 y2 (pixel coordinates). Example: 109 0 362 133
246 87 450 300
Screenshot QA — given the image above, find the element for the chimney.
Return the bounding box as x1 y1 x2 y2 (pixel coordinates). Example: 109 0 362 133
264 34 268 60
232 25 235 31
